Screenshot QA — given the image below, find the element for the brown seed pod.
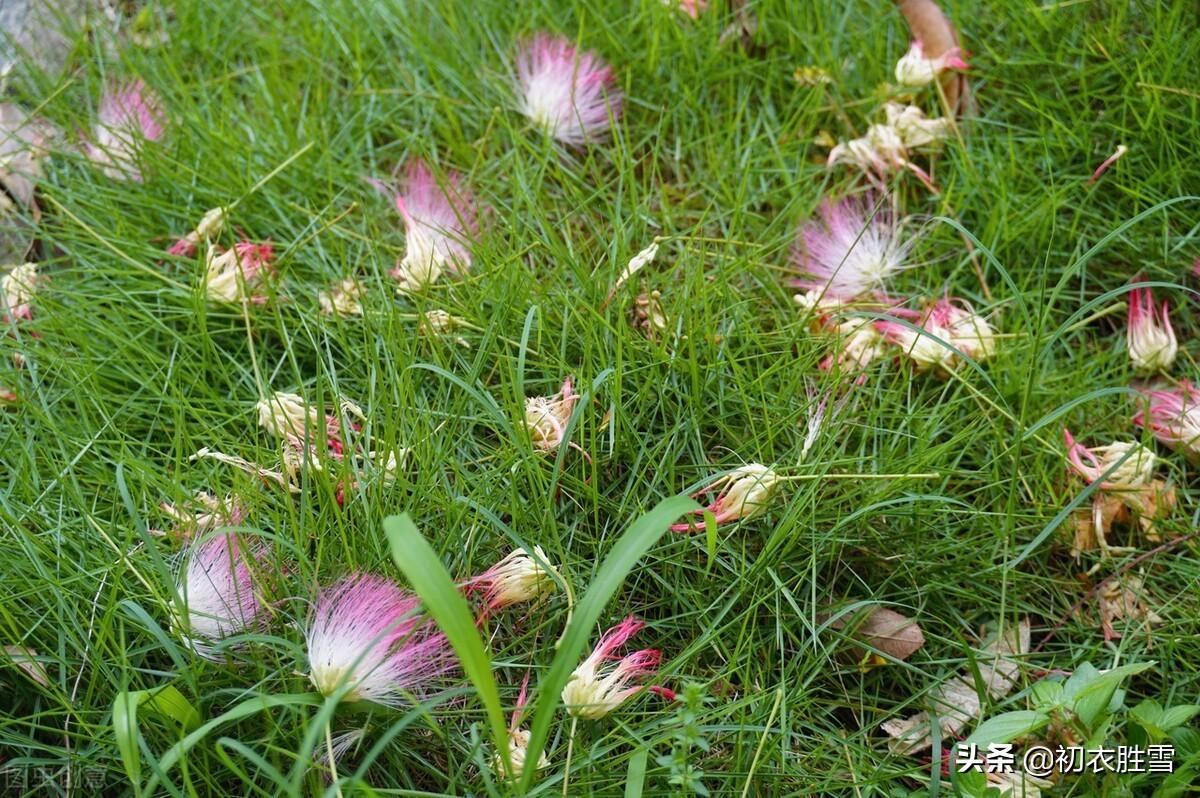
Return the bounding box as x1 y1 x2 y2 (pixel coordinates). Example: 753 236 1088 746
893 0 970 114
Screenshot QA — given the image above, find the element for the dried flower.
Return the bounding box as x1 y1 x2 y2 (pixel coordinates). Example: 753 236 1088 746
418 309 470 347
561 616 661 719
317 278 365 317
821 318 887 373
611 238 660 298
493 675 549 780
792 198 913 300
883 102 954 149
1 262 37 322
516 33 621 145
1126 285 1176 373
305 573 453 706
894 39 968 87
176 532 266 658
204 241 274 304
84 80 165 181
1063 429 1157 489
466 545 559 611
663 0 707 19
167 207 226 257
1133 381 1200 459
158 491 247 540
257 391 324 439
670 463 781 532
876 298 995 374
631 290 669 339
827 108 948 191
524 378 579 453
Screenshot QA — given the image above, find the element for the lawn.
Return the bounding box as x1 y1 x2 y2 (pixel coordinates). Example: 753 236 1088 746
2 0 1200 795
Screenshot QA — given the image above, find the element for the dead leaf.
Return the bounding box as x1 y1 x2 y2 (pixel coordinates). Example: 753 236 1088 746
881 619 1030 754
4 645 50 688
988 769 1053 798
0 103 57 262
823 605 925 667
1069 480 1175 556
1096 575 1163 642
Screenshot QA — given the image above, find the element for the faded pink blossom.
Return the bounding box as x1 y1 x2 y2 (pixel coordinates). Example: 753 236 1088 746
1 263 38 323
1126 284 1176 373
561 616 663 719
84 80 165 181
368 159 478 292
875 297 995 374
176 532 266 658
158 491 248 540
671 463 781 532
894 39 968 87
167 207 226 258
516 33 621 145
204 240 275 304
665 0 707 18
524 378 580 453
1133 381 1200 459
464 545 559 613
305 573 454 706
1063 428 1157 489
792 198 914 299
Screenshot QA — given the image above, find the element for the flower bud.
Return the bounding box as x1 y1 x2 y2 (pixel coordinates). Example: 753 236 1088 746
1126 286 1176 373
1064 429 1157 488
492 728 550 780
894 39 968 87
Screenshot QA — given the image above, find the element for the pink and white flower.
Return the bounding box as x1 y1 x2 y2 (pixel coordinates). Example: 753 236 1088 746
368 159 478 293
204 240 275 304
516 33 621 145
167 207 226 258
670 463 781 532
494 674 550 780
305 573 453 705
875 297 995 374
1063 429 1157 489
524 378 580 453
1126 285 1176 373
465 545 559 612
894 39 968 87
1 262 38 323
664 0 707 19
317 277 365 317
1133 381 1200 459
176 532 266 657
792 198 914 300
561 616 662 719
84 80 165 182
158 491 248 540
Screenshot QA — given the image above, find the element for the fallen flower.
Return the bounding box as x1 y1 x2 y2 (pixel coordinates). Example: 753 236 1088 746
176 532 267 658
894 39 968 87
663 0 706 19
4 645 50 687
516 33 621 145
1 262 38 322
883 102 954 149
1063 429 1156 489
1089 144 1128 184
791 197 914 300
1095 574 1163 642
630 290 669 339
204 241 274 304
157 491 247 540
524 378 580 453
493 674 550 780
465 545 559 612
257 391 325 440
317 277 365 317
84 80 165 182
1126 284 1176 373
305 573 453 706
670 463 780 532
609 238 661 300
828 123 937 192
1133 380 1200 459
562 616 662 719
875 297 996 374
167 206 226 257
418 309 471 347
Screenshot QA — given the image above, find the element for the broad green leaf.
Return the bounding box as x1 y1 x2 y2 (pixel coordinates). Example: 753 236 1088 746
384 514 510 776
965 710 1049 747
1030 678 1064 710
624 747 649 798
111 684 202 798
1161 705 1200 731
1072 662 1154 730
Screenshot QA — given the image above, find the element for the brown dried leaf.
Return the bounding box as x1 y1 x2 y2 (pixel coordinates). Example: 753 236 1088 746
1097 575 1163 642
4 644 50 688
824 606 925 666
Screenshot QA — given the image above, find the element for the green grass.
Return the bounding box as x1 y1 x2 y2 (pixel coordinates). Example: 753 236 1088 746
3 0 1200 795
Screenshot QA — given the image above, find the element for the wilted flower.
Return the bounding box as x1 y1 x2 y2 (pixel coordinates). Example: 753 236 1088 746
894 39 968 87
611 238 660 298
516 33 621 145
167 207 226 257
792 198 913 300
524 378 580 453
368 159 478 293
493 674 550 780
828 106 951 191
318 278 365 317
663 0 707 19
561 616 661 719
257 391 324 439
631 290 669 339
84 80 165 181
1063 429 1157 489
158 491 247 540
1133 381 1200 459
821 318 887 373
670 463 781 532
1126 285 1176 373
875 298 995 374
884 102 954 149
204 241 274 304
466 545 559 611
176 532 266 658
305 573 453 706
1 262 37 322
418 309 470 347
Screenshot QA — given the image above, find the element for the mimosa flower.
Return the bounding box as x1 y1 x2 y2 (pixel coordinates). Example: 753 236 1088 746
167 207 226 257
1126 285 1176 373
418 309 471 347
561 616 661 720
524 378 580 453
883 102 954 149
84 80 165 181
875 298 995 374
257 391 324 439
305 573 453 706
1063 429 1157 489
158 491 247 540
176 532 266 658
204 240 274 304
465 545 559 611
516 33 621 145
368 159 478 293
1133 381 1200 458
1 262 38 322
493 674 550 780
317 278 365 317
820 318 887 373
827 110 946 191
663 0 707 18
670 463 781 532
792 198 913 299
894 39 968 87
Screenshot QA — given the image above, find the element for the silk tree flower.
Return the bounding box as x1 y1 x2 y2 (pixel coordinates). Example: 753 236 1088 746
167 207 226 257
494 675 550 780
662 0 706 18
792 198 914 300
561 616 662 720
1133 381 1200 459
670 463 781 532
821 318 887 374
883 102 954 149
1 262 38 322
516 33 621 145
465 545 559 612
204 241 274 304
368 159 478 293
157 491 247 540
894 39 968 87
1126 285 1176 373
257 391 324 439
317 278 365 317
524 378 580 452
875 298 995 374
305 573 453 706
84 80 165 181
176 532 266 657
1063 429 1157 489
418 309 471 347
